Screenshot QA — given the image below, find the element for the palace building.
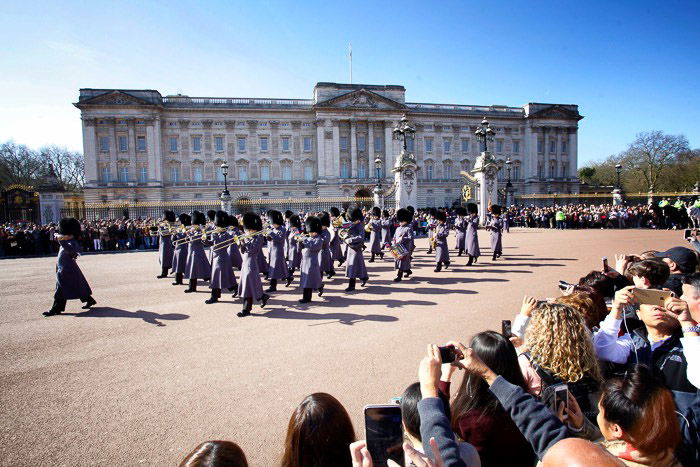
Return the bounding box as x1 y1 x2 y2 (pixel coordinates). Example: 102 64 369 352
75 82 583 207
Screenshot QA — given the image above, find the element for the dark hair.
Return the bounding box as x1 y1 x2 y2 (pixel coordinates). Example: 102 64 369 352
281 393 355 467
451 331 527 430
627 259 670 288
601 365 680 456
400 382 423 440
179 440 248 467
556 285 608 329
578 271 616 298
682 272 700 293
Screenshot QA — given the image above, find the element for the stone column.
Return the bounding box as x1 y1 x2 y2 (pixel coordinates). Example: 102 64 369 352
109 118 118 182
146 119 158 184
555 128 562 180
368 122 375 175
568 128 578 180
332 121 340 177
153 116 162 185
350 120 358 178
127 118 136 180
315 119 326 178
384 121 394 177
82 117 98 186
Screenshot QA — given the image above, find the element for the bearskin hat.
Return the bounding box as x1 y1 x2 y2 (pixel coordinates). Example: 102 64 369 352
243 212 262 231
407 205 415 214
179 213 192 227
435 210 447 222
192 210 207 226
214 210 228 228
207 210 216 222
491 205 502 216
319 211 331 227
396 208 412 224
58 217 81 237
268 210 284 226
455 206 467 216
382 209 390 218
163 210 176 223
305 216 322 234
348 207 364 222
289 214 302 230
429 207 437 217
228 215 239 228
330 207 340 217
284 210 294 220
371 206 381 217
467 203 478 215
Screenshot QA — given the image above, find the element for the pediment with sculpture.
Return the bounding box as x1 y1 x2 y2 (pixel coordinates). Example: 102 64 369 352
78 90 154 106
314 89 407 111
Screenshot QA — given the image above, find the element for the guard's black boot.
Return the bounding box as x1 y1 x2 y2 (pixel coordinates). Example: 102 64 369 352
299 288 312 303
44 297 65 316
473 256 478 264
379 252 384 260
327 269 335 279
361 277 369 287
434 262 442 273
405 269 413 277
184 279 197 293
205 288 221 304
260 293 270 308
265 279 277 293
231 285 238 298
285 275 294 287
81 296 97 309
369 253 375 263
172 273 183 285
318 284 325 297
466 255 474 266
394 270 403 282
444 261 451 269
237 298 252 317
345 278 356 292
157 267 169 278
492 253 498 261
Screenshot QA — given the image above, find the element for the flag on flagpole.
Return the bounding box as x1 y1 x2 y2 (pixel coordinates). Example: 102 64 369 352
349 42 353 84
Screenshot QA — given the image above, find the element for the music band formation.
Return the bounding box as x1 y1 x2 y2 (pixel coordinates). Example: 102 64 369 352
43 203 505 318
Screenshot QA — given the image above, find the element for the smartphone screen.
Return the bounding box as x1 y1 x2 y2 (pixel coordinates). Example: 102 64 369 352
364 405 405 467
501 320 512 338
554 386 568 411
438 346 456 363
602 256 609 272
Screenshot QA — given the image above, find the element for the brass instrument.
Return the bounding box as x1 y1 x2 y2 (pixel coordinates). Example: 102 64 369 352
332 215 346 228
148 220 181 236
172 226 213 246
364 223 372 233
430 237 437 249
211 229 270 252
293 232 312 242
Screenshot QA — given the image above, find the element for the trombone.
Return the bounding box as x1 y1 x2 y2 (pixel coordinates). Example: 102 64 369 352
172 226 213 246
148 220 181 236
211 229 270 252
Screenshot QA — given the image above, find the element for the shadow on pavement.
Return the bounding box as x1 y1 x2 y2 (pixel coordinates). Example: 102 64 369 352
254 307 400 326
63 307 189 327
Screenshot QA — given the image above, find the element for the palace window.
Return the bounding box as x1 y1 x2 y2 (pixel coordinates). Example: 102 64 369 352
260 165 270 181
358 163 366 179
215 136 224 152
374 137 382 151
561 162 568 178
118 136 128 152
444 163 452 179
139 167 148 183
537 139 543 154
513 165 520 181
340 161 349 178
513 141 520 154
281 137 290 152
549 140 556 154
282 165 292 181
461 139 469 153
496 140 503 153
538 163 544 179
119 166 129 182
215 166 224 182
100 167 111 182
137 136 146 152
100 136 109 152
340 136 349 151
237 137 246 152
238 166 248 181
358 136 366 151
303 123 311 127
260 137 269 152
562 140 568 153
192 136 201 152
549 161 556 178
304 165 313 181
193 167 203 182
425 137 433 153
303 136 312 152
171 167 180 183
426 164 434 180
169 137 178 152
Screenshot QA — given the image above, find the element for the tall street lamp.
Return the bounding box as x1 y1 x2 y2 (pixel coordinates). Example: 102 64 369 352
373 156 383 208
474 117 496 153
221 162 230 196
505 158 513 206
220 162 231 213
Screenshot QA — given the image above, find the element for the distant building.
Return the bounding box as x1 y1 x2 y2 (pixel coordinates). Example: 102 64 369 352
75 82 583 207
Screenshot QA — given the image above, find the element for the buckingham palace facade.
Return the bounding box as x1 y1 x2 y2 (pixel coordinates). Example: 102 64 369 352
75 82 583 207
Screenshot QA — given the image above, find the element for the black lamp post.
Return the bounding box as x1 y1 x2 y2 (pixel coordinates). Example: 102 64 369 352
615 164 622 189
221 162 230 196
505 158 513 205
373 156 383 208
474 117 496 153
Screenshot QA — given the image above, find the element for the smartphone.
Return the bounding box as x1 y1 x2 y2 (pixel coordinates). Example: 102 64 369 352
364 405 405 467
685 229 694 240
632 288 675 306
558 280 573 291
501 320 512 338
554 385 569 411
602 256 609 272
438 345 456 364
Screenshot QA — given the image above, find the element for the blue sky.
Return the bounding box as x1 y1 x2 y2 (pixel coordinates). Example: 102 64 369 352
1 0 698 165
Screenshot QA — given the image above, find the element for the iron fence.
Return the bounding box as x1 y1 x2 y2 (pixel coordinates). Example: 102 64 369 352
513 191 698 207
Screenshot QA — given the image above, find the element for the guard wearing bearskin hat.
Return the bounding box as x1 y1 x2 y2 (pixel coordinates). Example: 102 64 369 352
183 211 212 293
156 210 176 279
203 211 237 304
227 215 243 270
392 208 414 282
298 216 325 303
329 207 344 266
426 208 438 254
381 209 392 249
265 210 288 293
318 212 335 279
367 206 384 262
466 203 481 266
343 207 369 292
454 206 467 257
43 218 96 316
433 210 451 272
285 214 303 286
237 212 270 316
171 213 191 285
488 205 504 260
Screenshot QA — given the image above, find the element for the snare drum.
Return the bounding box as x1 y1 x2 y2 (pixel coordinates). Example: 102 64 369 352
390 243 408 259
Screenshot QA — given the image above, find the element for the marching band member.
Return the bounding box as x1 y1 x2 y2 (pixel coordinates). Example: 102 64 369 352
264 210 288 293
465 203 481 266
43 218 96 316
426 208 437 254
156 210 176 279
344 207 369 292
227 215 243 271
341 208 350 264
206 209 217 262
407 205 417 236
204 211 237 304
329 207 344 267
433 210 451 272
319 212 335 279
285 214 303 286
283 210 294 260
184 211 212 293
453 206 467 257
392 208 414 282
381 209 392 250
298 216 325 303
488 204 504 261
171 213 190 285
367 206 384 262
237 212 270 317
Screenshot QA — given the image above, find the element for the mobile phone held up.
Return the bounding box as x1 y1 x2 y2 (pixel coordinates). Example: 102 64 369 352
632 287 675 306
501 320 512 338
364 405 405 467
558 280 573 291
602 256 609 273
438 345 457 364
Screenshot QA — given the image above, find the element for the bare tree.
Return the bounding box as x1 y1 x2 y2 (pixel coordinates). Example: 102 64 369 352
38 145 85 191
623 131 689 192
0 141 44 187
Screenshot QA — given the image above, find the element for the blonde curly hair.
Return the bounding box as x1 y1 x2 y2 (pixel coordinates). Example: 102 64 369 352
525 302 601 383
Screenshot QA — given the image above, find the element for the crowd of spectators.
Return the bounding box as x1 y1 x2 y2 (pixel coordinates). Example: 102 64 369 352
178 238 700 466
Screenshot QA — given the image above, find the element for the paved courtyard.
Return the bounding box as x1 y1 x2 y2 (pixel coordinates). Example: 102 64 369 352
0 228 686 465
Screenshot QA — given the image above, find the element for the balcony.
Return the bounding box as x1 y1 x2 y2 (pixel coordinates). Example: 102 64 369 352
162 96 313 109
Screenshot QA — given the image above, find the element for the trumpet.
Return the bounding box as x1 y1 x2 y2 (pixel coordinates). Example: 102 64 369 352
172 226 212 246
148 220 181 236
211 229 270 251
332 215 347 228
364 223 372 233
293 232 312 242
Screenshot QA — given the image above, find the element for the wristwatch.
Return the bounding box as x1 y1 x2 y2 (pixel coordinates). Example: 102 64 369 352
682 324 700 334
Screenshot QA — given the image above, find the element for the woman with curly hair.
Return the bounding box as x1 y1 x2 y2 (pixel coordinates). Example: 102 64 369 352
519 302 602 421
555 285 608 330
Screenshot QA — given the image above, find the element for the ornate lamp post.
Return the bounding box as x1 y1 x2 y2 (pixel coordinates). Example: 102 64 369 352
391 115 419 209
393 115 416 152
472 118 498 223
613 163 623 206
220 162 232 213
505 158 513 206
474 117 496 153
373 156 383 208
